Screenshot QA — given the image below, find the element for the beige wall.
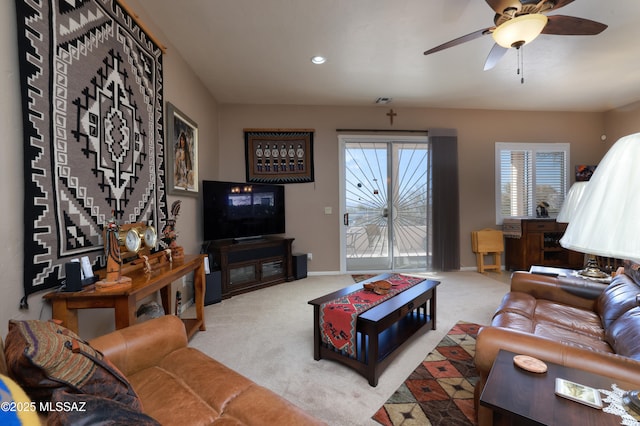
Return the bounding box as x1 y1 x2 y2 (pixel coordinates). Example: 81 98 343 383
2 0 640 339
604 101 640 143
218 105 609 272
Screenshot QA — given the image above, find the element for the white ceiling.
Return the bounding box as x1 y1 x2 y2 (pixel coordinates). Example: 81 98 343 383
137 0 640 112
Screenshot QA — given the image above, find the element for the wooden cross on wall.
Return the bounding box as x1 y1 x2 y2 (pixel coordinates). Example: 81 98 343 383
386 109 397 125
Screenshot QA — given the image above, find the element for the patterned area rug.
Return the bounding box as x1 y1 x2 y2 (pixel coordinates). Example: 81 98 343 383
352 274 377 283
372 321 481 426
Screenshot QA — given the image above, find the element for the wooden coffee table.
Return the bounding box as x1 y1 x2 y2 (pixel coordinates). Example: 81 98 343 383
480 349 638 425
308 273 439 386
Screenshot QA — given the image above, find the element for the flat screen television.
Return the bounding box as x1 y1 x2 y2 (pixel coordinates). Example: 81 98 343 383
203 180 285 241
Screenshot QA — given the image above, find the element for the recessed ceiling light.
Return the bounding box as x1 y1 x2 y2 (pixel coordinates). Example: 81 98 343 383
311 56 326 65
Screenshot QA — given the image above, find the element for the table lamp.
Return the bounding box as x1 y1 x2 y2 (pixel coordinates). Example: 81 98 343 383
556 181 608 278
559 132 640 414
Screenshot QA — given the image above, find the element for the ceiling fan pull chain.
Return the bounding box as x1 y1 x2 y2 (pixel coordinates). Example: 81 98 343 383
518 47 525 84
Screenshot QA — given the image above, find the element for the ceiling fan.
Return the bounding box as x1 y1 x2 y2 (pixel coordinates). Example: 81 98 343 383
424 0 607 71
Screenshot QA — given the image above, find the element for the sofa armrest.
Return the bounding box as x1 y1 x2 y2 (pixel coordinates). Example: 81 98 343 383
89 315 188 376
475 326 640 386
510 271 606 310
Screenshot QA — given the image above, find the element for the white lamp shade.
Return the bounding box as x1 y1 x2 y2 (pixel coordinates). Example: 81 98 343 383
560 133 640 262
556 181 588 223
492 14 549 48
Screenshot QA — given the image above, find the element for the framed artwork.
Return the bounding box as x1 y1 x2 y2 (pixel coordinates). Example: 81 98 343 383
244 128 314 184
166 102 199 196
575 165 596 181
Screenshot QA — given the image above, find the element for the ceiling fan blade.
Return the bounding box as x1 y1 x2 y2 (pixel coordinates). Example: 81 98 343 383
424 28 493 55
542 15 607 36
485 0 520 15
484 43 509 70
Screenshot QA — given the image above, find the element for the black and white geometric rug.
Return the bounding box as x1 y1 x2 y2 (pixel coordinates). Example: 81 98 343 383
14 0 167 301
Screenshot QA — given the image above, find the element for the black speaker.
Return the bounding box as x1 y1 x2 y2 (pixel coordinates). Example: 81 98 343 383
205 269 222 305
292 253 307 280
64 262 82 292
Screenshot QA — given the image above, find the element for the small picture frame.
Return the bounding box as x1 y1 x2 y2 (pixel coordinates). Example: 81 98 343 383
166 102 199 196
555 378 603 409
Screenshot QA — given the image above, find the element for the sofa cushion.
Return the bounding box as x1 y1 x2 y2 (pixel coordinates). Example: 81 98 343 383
597 274 640 329
128 364 219 425
493 292 604 338
605 307 640 360
533 300 604 339
492 311 612 353
491 291 612 354
4 320 142 410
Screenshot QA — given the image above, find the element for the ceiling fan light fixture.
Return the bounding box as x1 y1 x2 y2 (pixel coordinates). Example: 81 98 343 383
492 14 548 48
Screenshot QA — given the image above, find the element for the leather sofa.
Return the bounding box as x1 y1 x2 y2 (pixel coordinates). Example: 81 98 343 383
474 270 640 425
2 315 324 425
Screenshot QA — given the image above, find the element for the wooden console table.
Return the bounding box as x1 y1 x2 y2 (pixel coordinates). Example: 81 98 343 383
44 254 207 338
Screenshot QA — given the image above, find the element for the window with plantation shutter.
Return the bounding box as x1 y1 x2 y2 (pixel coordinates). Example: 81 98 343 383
495 143 570 224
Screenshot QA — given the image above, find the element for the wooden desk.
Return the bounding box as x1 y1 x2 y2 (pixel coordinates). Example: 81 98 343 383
44 254 207 338
480 349 636 425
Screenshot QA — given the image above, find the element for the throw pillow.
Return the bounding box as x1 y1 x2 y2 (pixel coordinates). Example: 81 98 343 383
3 320 142 411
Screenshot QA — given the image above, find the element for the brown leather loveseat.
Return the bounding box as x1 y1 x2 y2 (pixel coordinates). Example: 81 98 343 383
474 270 640 425
2 315 324 425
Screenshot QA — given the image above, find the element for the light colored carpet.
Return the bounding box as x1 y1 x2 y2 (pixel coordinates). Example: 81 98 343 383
188 271 511 426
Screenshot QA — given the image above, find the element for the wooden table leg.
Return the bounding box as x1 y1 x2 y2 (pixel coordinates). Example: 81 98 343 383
431 288 437 330
313 305 321 360
367 330 379 387
194 260 206 331
160 285 171 315
51 300 79 334
114 296 136 330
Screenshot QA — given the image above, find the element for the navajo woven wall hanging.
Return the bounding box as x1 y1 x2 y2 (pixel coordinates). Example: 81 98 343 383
14 0 167 303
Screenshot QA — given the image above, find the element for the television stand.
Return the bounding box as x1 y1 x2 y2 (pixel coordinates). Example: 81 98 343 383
207 236 294 298
233 236 265 244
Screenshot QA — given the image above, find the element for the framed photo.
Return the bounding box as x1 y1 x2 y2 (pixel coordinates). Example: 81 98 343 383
555 378 603 409
575 165 596 181
166 102 198 196
244 128 314 184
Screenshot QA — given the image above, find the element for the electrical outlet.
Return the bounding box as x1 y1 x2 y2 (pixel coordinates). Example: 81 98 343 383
307 253 312 261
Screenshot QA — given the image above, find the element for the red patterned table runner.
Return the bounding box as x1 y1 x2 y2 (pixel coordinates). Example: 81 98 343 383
320 274 425 358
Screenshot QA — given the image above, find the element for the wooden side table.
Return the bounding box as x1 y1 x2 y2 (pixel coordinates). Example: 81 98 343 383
480 349 637 425
44 254 207 338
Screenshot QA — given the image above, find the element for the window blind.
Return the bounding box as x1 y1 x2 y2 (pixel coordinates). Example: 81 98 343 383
496 143 569 224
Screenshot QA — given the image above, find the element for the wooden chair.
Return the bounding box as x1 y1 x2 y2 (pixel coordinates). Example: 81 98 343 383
471 229 504 273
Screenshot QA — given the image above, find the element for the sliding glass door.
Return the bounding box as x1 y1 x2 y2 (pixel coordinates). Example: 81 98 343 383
340 135 431 272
